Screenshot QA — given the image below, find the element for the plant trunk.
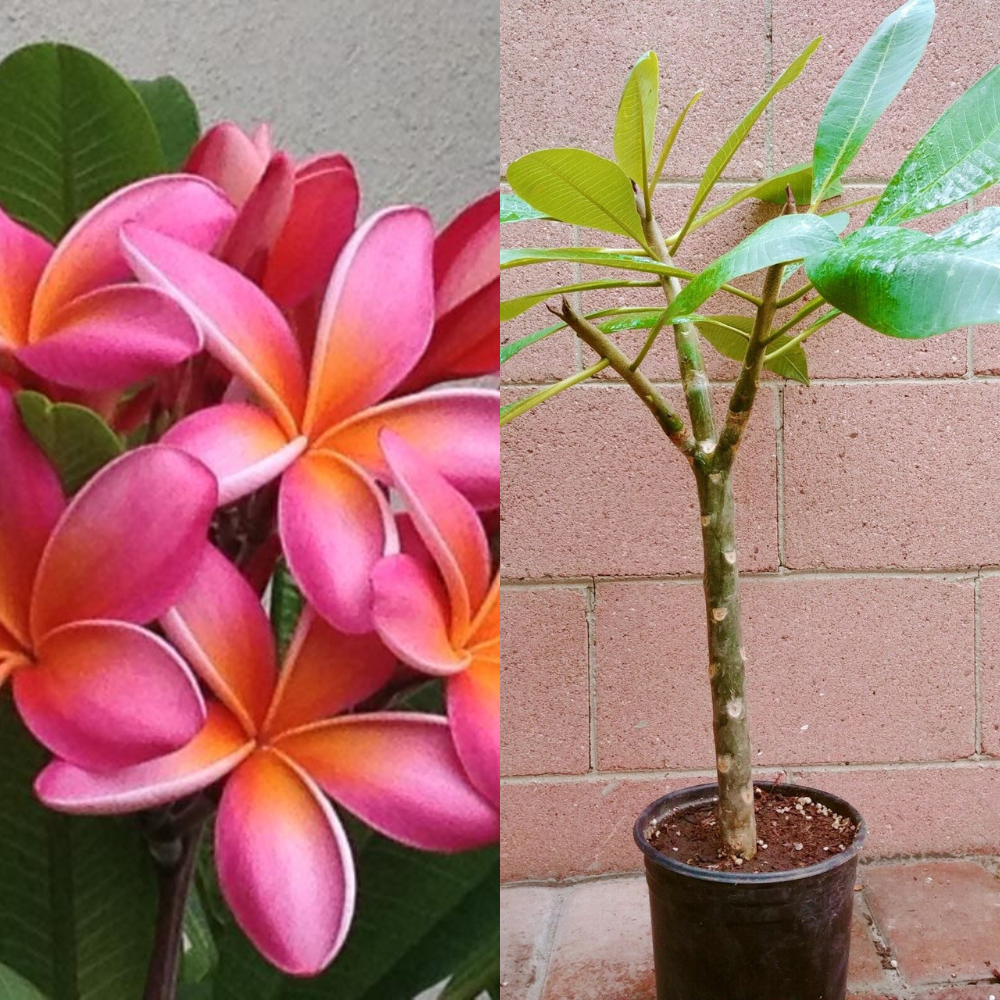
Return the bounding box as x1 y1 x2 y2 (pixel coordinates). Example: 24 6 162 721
696 466 757 858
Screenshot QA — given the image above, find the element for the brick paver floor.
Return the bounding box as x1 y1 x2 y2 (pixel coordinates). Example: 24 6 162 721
501 858 1000 1000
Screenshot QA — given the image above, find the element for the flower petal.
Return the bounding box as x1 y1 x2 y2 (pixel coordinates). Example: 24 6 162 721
279 451 397 634
14 620 205 771
30 176 235 336
303 206 435 434
449 653 500 806
0 390 65 646
371 555 468 676
216 750 356 976
35 703 252 814
163 403 306 506
263 159 359 310
122 226 307 437
162 546 277 733
265 608 397 737
185 122 268 206
277 713 498 852
17 285 201 391
435 189 500 318
0 208 53 349
323 388 500 510
30 446 217 640
381 432 491 638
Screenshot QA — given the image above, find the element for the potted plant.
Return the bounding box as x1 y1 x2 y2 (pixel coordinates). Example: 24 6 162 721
502 0 1000 996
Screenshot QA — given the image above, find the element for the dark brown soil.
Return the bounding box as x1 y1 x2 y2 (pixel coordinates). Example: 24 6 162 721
647 787 858 873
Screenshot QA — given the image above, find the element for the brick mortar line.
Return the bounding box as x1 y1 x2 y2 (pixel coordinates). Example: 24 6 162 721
502 374 997 389
526 886 567 1000
976 572 985 755
775 383 787 568
763 0 774 176
585 580 598 772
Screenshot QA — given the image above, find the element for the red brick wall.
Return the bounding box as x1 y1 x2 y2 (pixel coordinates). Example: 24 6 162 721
501 0 1000 882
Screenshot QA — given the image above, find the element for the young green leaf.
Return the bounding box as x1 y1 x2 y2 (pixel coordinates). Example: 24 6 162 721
502 309 665 364
696 315 809 384
868 61 1000 225
506 149 650 248
666 213 848 323
501 246 688 279
811 0 935 206
501 279 657 322
650 90 702 191
501 360 609 426
0 43 166 240
805 207 1000 337
500 192 551 223
614 51 659 192
131 75 201 171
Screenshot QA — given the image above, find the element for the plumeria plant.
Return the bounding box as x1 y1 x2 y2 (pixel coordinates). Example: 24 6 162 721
0 41 498 1000
503 0 1000 861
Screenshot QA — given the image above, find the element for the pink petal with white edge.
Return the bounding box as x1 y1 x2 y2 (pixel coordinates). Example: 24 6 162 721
18 285 201 391
122 226 307 437
321 388 500 510
303 206 435 435
449 654 500 806
30 446 217 640
36 703 253 815
0 390 65 647
381 432 491 638
277 713 498 852
30 176 235 334
15 620 206 771
164 403 306 506
263 159 359 309
186 122 269 206
0 208 53 348
217 750 356 976
434 189 500 318
371 555 468 676
279 451 397 635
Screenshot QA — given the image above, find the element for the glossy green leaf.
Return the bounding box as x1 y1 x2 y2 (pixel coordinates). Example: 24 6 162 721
506 149 649 247
0 43 166 240
0 964 47 1000
181 891 218 986
869 61 1000 225
805 206 1000 338
666 213 848 323
501 246 687 279
614 51 659 190
15 392 124 494
695 315 809 384
499 192 551 223
131 75 201 171
811 0 934 205
0 695 158 999
501 278 656 322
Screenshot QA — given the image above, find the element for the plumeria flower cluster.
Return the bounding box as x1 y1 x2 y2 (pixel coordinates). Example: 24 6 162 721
0 121 499 976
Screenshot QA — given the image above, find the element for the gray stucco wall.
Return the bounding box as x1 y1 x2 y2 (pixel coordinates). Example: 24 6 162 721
2 0 498 222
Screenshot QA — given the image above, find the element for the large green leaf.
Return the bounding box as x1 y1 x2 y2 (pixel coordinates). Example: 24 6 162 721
501 278 656 322
811 0 934 206
131 75 201 171
869 61 1000 225
805 206 1000 337
0 43 166 241
506 149 649 248
15 392 124 494
0 964 47 999
665 212 848 323
614 51 659 191
0 695 158 999
499 192 551 223
501 246 689 279
695 315 809 384
181 891 219 986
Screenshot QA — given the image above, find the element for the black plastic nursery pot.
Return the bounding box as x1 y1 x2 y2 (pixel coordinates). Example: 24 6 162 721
634 781 867 1000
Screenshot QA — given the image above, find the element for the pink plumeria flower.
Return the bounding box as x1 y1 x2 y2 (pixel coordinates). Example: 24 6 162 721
372 433 499 806
37 546 498 976
0 176 234 391
397 189 500 394
121 206 499 634
187 121 359 310
0 390 214 769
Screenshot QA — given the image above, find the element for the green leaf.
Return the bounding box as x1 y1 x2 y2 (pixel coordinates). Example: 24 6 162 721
501 308 665 364
15 392 124 494
501 246 688 279
869 61 1000 225
0 694 158 999
131 75 201 171
440 936 500 1000
679 37 821 241
805 206 1000 338
666 213 848 323
811 0 934 205
506 149 649 248
181 891 219 986
269 561 304 658
501 278 656 322
499 192 551 223
696 315 809 384
614 51 659 190
0 964 47 1000
0 43 166 240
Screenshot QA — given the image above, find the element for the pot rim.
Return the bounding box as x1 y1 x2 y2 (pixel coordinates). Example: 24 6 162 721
633 780 868 886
